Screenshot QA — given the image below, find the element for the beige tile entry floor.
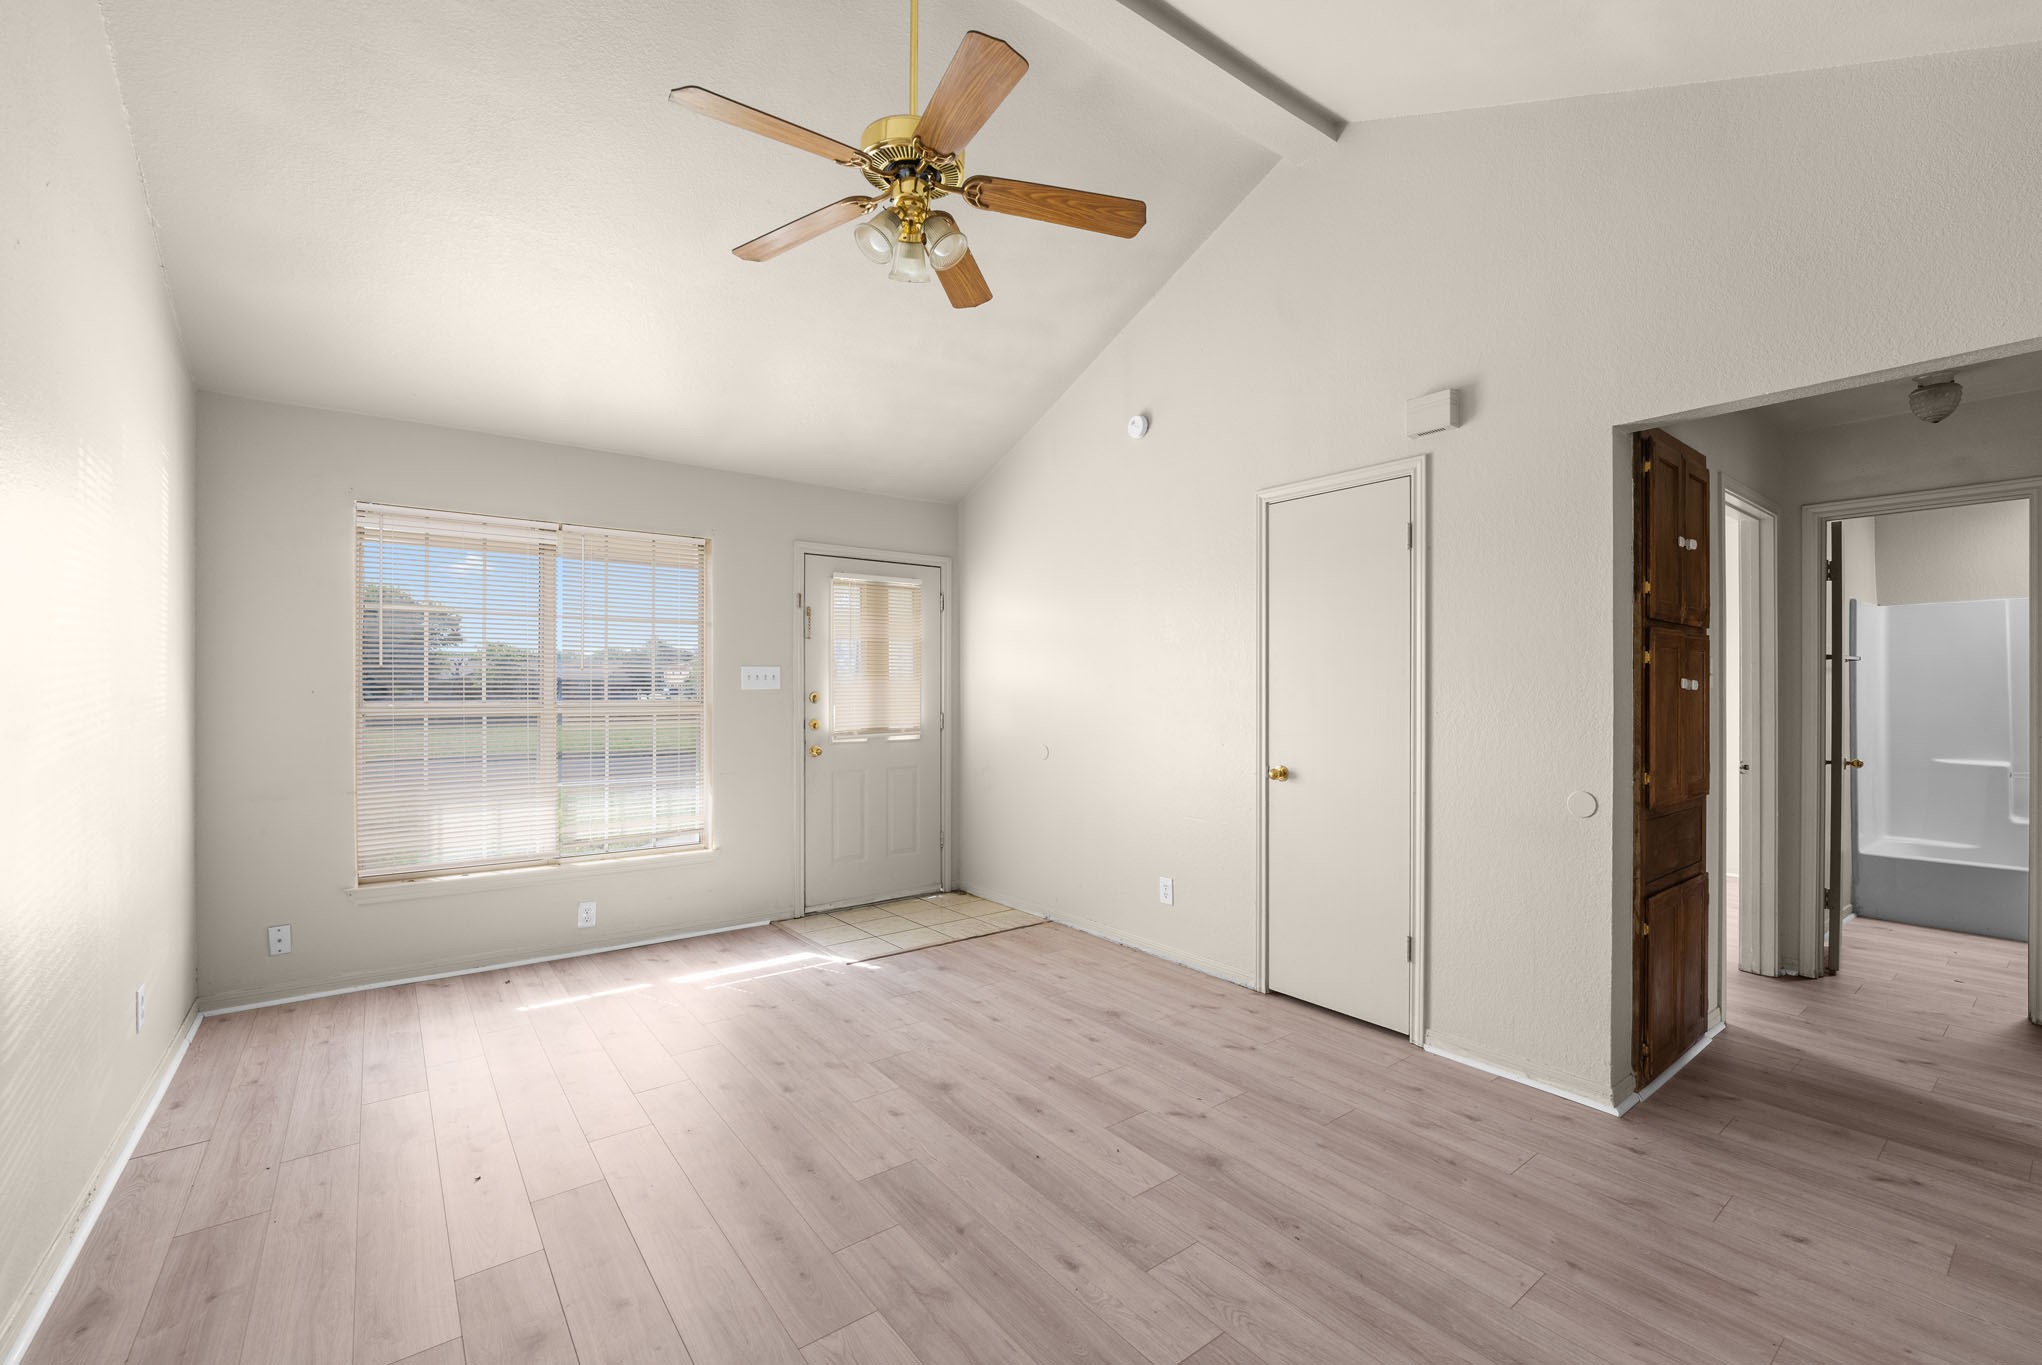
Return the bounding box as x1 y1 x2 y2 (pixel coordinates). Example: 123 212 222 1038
781 892 1044 960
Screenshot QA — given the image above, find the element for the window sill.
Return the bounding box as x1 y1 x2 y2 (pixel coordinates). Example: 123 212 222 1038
348 845 720 905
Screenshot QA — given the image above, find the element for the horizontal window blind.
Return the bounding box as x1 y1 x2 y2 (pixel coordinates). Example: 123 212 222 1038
828 574 923 739
355 504 708 883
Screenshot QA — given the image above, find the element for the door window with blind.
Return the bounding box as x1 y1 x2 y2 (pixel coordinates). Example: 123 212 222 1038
355 504 708 882
828 574 925 739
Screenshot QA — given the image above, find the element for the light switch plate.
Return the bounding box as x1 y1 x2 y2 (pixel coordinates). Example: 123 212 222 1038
740 666 781 690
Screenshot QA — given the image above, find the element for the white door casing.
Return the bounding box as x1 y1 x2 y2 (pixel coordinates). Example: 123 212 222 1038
1263 471 1416 1033
802 555 943 911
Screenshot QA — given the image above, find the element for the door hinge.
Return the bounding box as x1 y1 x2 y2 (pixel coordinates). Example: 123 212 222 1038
1641 579 1652 595
940 591 946 611
1823 887 1837 911
939 712 946 731
1406 522 1414 549
796 590 804 608
1824 560 1837 582
1640 1038 1653 1061
1640 771 1652 787
803 605 812 639
1638 918 1651 937
1641 649 1652 665
1640 458 1653 473
1405 935 1413 962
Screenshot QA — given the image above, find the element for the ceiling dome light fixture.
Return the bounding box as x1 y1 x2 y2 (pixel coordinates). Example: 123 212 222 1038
1908 373 1963 424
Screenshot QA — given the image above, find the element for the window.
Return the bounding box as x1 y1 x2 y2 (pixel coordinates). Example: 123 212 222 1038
828 574 923 738
355 504 707 882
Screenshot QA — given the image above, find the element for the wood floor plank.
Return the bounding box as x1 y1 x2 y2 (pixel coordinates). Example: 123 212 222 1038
427 1055 542 1279
553 1042 652 1140
178 1003 308 1233
239 1145 358 1365
416 977 485 1069
134 1013 250 1156
476 1020 602 1199
126 1211 269 1365
452 1250 576 1365
354 1092 460 1365
679 1043 895 1250
832 1227 1035 1365
1149 1242 1380 1365
362 984 429 1105
392 1343 466 1365
637 1079 872 1346
21 1142 206 1365
800 1312 923 1365
282 991 366 1161
592 1123 805 1365
530 1180 689 1363
864 1161 1153 1365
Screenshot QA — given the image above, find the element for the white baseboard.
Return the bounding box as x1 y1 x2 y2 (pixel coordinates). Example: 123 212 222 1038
2 1007 202 1365
1615 1022 1725 1115
963 884 1254 987
197 918 772 1016
1422 1034 1623 1115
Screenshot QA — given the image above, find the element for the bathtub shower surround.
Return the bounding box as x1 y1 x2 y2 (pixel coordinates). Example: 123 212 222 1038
1855 596 2031 940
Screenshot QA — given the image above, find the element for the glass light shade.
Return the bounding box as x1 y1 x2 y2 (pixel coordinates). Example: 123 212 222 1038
887 239 933 284
924 215 969 270
852 210 900 265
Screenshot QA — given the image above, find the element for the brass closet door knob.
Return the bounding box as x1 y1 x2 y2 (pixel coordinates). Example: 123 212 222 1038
1268 765 1290 782
808 745 823 757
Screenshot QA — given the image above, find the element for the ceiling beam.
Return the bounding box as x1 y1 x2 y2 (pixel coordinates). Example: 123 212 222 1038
1012 0 1342 162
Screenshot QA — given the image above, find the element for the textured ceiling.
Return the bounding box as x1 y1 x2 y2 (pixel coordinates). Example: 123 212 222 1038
101 0 1273 498
1158 0 2042 124
1764 347 2042 431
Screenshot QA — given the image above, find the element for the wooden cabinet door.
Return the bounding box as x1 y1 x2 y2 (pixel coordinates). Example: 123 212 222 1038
1680 454 1710 626
1646 626 1710 810
1642 440 1686 625
1642 873 1709 1074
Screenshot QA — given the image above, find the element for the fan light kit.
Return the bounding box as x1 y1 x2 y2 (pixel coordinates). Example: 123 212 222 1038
668 0 1147 308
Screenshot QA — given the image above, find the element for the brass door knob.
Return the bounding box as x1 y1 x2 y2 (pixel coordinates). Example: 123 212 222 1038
1846 758 1864 769
808 745 822 758
1268 765 1290 782
809 691 820 703
809 719 821 730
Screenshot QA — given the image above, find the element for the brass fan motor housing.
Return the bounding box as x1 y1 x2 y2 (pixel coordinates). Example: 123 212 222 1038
857 114 965 196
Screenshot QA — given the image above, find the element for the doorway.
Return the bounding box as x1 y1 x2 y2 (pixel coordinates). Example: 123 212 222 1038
800 550 948 912
1259 457 1427 1036
1802 493 2037 988
1719 486 1781 983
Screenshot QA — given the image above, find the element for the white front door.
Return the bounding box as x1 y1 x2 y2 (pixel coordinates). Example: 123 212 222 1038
803 555 943 910
1264 475 1414 1032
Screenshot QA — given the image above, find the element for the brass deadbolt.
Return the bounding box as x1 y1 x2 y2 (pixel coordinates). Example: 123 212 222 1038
809 719 821 730
1268 765 1290 782
808 745 823 758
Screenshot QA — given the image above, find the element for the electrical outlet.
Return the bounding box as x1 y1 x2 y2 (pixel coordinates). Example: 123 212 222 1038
135 984 146 1034
577 900 597 929
1159 876 1174 906
267 924 292 955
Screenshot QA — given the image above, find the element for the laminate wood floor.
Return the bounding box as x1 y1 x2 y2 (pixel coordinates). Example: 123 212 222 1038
24 909 2042 1364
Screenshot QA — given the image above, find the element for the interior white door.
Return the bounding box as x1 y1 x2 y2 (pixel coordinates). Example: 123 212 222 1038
803 555 943 910
1265 476 1414 1032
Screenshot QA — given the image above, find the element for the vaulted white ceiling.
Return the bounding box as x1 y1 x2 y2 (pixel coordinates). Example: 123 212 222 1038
1157 0 2042 125
101 0 1273 499
102 1 2042 498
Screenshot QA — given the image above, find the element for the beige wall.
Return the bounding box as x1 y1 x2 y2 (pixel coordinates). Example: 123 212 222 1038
0 0 196 1346
1873 500 2028 605
193 393 955 1006
958 44 2042 1107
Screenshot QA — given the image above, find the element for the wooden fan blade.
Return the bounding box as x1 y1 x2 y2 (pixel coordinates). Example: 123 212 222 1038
937 251 992 308
733 196 879 262
670 86 870 167
915 32 1028 156
963 176 1146 238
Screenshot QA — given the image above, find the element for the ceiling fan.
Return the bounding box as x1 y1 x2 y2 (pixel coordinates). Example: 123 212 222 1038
668 0 1147 308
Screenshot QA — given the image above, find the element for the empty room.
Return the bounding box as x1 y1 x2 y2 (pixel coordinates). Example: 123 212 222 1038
7 2 2042 1363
